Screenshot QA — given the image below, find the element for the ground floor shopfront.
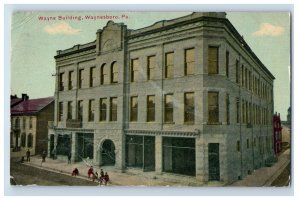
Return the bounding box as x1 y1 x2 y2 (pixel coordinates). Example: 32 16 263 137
48 128 233 182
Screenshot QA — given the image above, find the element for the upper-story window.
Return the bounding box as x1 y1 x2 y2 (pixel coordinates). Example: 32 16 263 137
99 98 107 121
111 62 118 83
241 65 244 87
164 94 173 123
245 68 248 89
68 71 74 90
130 96 138 122
59 72 64 91
147 95 155 122
185 48 195 76
131 59 139 82
208 91 219 124
236 60 239 84
90 67 96 87
226 94 230 125
15 117 20 129
147 56 156 80
29 117 32 129
58 102 63 121
165 52 174 79
110 97 118 121
22 117 26 129
67 101 73 120
77 100 83 122
236 98 240 123
226 51 229 78
79 69 84 89
184 92 195 124
88 99 95 121
208 46 219 75
101 64 108 84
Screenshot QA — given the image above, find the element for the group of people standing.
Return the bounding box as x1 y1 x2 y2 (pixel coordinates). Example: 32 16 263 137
88 166 110 185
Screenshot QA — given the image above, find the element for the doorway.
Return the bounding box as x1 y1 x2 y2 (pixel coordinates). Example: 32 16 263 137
101 140 115 166
208 143 220 181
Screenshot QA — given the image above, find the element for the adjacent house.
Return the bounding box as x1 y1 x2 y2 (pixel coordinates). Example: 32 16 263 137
11 95 54 155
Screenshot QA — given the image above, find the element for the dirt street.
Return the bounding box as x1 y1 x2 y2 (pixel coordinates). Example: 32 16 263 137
10 159 98 186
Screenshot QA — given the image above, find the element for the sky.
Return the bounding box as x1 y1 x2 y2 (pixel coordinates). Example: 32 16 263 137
10 11 290 120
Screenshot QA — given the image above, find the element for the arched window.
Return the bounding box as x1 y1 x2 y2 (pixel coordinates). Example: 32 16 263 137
21 133 26 147
111 62 118 83
27 133 33 148
101 64 108 84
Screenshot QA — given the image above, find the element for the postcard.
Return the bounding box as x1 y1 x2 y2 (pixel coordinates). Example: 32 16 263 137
10 11 291 187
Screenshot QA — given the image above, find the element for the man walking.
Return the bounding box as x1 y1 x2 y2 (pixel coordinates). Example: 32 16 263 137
26 149 30 162
68 152 71 164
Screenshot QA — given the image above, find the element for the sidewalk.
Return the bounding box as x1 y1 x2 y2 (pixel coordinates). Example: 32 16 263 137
20 148 290 187
229 148 290 186
21 156 191 186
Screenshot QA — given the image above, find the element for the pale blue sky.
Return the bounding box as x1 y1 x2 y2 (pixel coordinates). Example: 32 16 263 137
11 11 290 120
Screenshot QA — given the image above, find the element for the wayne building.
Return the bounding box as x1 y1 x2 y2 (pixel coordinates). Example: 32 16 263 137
48 12 275 183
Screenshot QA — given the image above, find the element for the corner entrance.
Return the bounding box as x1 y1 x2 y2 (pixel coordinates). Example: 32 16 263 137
101 140 115 166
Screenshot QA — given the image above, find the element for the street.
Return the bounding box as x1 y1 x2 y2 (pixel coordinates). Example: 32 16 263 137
271 163 291 186
10 159 98 186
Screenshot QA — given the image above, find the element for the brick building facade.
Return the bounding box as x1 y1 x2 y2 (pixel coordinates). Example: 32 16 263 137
48 12 275 183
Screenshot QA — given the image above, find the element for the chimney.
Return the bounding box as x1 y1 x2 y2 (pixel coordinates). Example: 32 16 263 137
22 93 29 101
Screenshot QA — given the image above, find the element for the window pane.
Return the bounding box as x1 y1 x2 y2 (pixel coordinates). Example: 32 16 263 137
164 94 173 123
68 71 73 90
111 62 118 83
147 56 155 80
100 98 107 121
147 95 155 122
165 52 173 78
89 99 95 121
236 60 239 83
130 97 138 121
67 101 72 120
131 59 139 82
59 102 63 121
110 98 117 121
208 92 218 123
226 51 229 77
78 101 83 121
101 64 108 84
208 47 218 74
184 92 194 123
79 69 84 88
185 48 195 75
90 67 95 87
59 72 64 91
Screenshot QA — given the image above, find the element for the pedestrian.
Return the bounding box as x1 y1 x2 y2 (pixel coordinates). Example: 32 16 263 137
26 149 31 162
68 152 71 164
92 171 98 182
72 168 79 176
103 172 110 185
42 150 47 162
52 148 56 160
99 169 105 184
87 166 94 178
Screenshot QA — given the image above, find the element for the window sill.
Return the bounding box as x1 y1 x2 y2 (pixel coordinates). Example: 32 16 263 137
184 122 195 125
206 122 222 125
163 122 175 124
